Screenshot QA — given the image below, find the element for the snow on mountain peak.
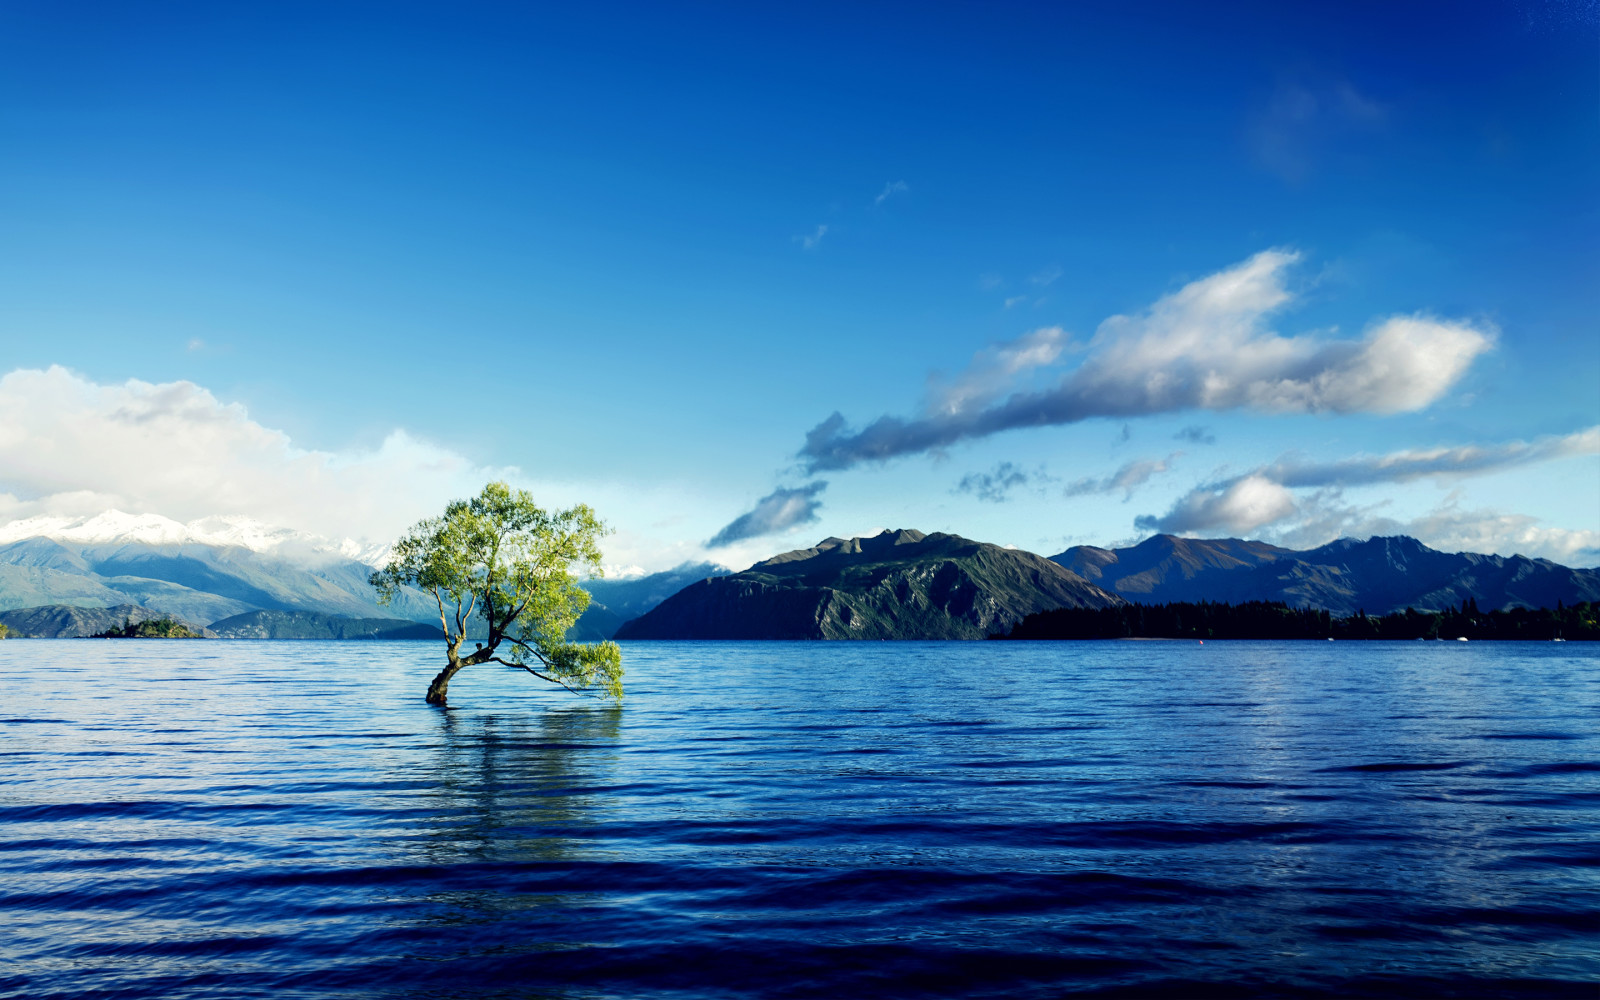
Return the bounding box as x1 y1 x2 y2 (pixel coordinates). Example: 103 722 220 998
0 510 392 566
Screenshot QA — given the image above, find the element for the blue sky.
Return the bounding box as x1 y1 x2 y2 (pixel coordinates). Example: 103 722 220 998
0 0 1596 570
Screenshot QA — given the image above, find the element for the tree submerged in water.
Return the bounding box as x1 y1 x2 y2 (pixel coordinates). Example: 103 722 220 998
369 482 623 707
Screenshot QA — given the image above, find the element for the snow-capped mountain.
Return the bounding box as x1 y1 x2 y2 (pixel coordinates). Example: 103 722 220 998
0 511 393 566
0 510 418 626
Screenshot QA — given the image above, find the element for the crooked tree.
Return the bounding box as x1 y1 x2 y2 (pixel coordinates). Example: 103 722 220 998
369 482 623 706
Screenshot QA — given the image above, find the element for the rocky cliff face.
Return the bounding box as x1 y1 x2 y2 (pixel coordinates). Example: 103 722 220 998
617 529 1121 639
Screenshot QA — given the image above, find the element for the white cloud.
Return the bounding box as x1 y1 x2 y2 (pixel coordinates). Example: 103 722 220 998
1272 492 1600 567
1065 251 1490 416
1264 426 1599 487
798 224 829 250
801 250 1495 470
1132 428 1600 564
873 180 909 206
0 365 514 545
1029 264 1063 287
926 327 1069 417
1135 475 1297 535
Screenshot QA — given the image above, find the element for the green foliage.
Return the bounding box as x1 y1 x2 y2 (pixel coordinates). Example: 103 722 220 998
0 622 8 639
90 616 203 639
370 482 623 702
999 600 1600 641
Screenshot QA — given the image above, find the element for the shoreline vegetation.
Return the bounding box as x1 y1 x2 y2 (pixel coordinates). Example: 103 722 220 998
995 599 1599 641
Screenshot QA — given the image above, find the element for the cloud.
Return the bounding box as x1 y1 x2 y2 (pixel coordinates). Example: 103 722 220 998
799 250 1494 471
0 366 514 544
925 326 1069 418
1064 453 1181 501
1175 425 1215 445
707 481 827 548
1261 427 1599 488
954 462 1040 503
1030 264 1063 287
1393 503 1599 567
1273 491 1600 567
1135 475 1297 535
797 224 829 250
1004 295 1027 309
1133 427 1600 558
874 180 909 206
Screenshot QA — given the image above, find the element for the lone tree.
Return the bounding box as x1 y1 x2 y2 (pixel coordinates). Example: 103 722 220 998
370 482 623 706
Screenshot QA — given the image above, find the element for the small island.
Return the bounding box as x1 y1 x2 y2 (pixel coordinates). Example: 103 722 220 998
89 617 205 639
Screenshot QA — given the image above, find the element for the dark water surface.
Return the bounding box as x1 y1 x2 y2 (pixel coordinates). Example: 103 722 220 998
2 640 1597 999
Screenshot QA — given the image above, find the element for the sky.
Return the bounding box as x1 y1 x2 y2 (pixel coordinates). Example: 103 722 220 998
0 0 1596 573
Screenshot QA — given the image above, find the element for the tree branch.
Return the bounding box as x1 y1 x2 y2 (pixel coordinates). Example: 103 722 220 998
432 586 450 642
488 655 599 699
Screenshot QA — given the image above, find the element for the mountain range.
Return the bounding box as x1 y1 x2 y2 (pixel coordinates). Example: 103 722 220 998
0 510 1593 641
0 536 443 623
570 561 731 640
1050 534 1600 617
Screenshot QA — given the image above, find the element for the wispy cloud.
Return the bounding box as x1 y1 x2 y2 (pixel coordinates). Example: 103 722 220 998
797 224 829 250
707 482 828 548
1064 453 1182 501
1262 428 1599 488
1143 482 1600 565
1174 425 1215 445
874 180 909 206
800 250 1494 472
1030 264 1063 287
1134 426 1599 542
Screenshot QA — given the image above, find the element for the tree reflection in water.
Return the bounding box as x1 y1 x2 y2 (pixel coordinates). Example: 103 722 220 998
374 706 625 995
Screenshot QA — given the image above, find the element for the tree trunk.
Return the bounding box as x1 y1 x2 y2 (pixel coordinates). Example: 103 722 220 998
425 661 464 706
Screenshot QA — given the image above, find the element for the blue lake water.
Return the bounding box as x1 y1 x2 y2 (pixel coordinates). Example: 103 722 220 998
1 639 1597 999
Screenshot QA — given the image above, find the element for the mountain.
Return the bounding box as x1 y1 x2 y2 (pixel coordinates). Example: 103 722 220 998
0 510 391 564
617 529 1121 640
0 514 440 628
1050 534 1600 616
208 610 444 639
0 604 217 638
0 512 724 641
569 561 732 639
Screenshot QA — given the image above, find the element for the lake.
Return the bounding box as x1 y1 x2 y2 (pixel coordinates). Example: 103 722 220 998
2 639 1596 999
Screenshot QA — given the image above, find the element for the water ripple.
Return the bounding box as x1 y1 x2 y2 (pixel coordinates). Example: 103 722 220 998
1 638 1596 998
